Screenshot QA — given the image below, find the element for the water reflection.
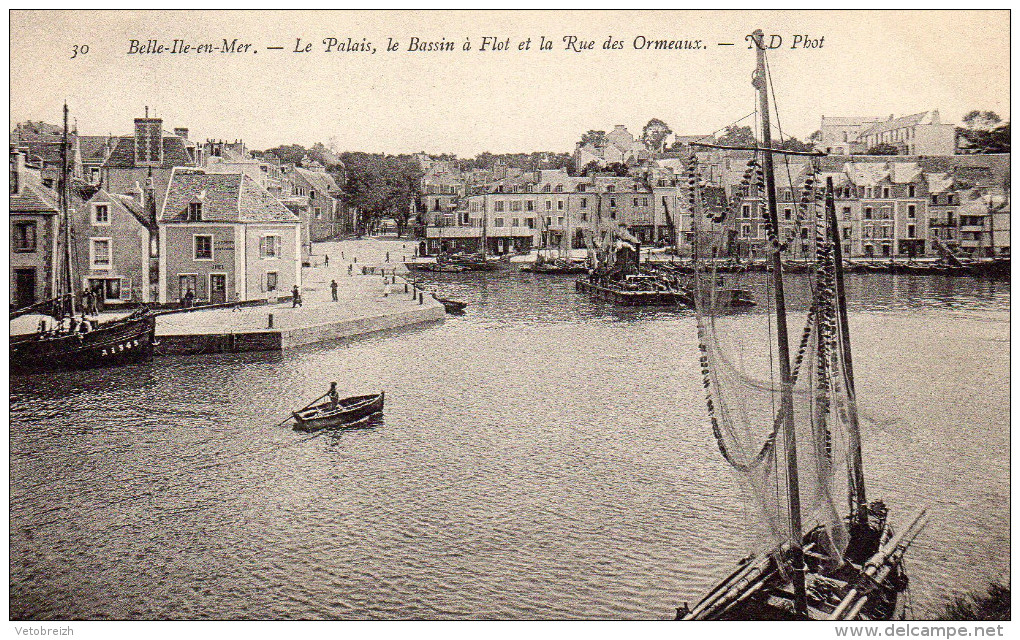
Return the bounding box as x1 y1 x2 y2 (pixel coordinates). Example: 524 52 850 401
9 271 1010 620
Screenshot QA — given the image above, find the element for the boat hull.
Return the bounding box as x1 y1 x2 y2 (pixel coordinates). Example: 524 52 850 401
576 277 689 306
292 392 385 432
10 313 156 373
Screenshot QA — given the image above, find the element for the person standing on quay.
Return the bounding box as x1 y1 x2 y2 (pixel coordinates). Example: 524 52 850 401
292 284 302 308
331 279 339 302
324 254 330 267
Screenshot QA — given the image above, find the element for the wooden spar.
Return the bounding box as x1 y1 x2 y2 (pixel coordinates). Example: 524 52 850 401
826 176 867 526
752 28 807 617
829 509 929 620
690 141 827 157
61 103 76 318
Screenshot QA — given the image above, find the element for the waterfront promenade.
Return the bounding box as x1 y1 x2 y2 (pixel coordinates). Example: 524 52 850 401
155 237 444 355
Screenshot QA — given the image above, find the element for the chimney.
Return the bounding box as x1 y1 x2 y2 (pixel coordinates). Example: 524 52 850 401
174 127 189 140
10 148 25 195
134 115 164 166
129 181 145 207
144 175 157 223
931 110 941 125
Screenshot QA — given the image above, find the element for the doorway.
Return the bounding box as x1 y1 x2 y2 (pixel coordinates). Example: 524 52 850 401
14 268 35 309
210 274 227 304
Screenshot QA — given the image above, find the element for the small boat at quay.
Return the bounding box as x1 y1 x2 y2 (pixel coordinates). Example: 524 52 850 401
292 391 385 432
432 295 468 314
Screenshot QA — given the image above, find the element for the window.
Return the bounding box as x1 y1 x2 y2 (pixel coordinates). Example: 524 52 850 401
194 235 213 260
314 207 322 219
13 221 36 252
188 202 203 221
843 227 852 240
842 206 851 220
526 200 534 212
266 271 278 292
546 201 552 210
882 186 890 198
907 224 916 238
907 205 916 219
947 194 955 205
554 185 563 193
494 201 505 212
908 185 916 198
90 238 112 268
93 203 110 225
606 185 615 193
89 277 125 302
261 235 281 258
526 218 535 229
89 167 101 184
494 217 505 227
310 190 316 200
580 198 587 208
633 198 640 206
742 205 751 219
558 217 564 226
510 201 522 212
864 207 873 220
609 198 616 208
931 194 939 205
741 224 751 238
784 207 792 221
642 198 649 207
557 200 564 211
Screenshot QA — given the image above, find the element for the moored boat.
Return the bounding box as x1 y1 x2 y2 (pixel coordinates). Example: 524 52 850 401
677 29 922 621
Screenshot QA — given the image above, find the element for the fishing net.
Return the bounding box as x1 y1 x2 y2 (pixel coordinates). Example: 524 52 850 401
685 153 858 569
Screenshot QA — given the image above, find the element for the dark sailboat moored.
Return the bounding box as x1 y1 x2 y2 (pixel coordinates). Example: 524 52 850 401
10 104 156 373
676 30 924 621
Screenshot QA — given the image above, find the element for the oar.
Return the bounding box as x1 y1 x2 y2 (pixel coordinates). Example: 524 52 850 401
274 389 332 427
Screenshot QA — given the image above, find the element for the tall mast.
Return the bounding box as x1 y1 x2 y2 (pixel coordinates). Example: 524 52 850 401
61 102 77 317
752 29 806 616
825 177 867 526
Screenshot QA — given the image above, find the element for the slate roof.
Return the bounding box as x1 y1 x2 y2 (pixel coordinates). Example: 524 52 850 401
888 162 922 184
925 172 954 194
160 170 299 224
293 167 341 194
11 170 59 214
79 136 111 164
858 112 929 138
103 134 194 169
22 141 65 166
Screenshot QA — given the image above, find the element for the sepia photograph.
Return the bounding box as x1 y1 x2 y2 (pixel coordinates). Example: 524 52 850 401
8 8 1010 630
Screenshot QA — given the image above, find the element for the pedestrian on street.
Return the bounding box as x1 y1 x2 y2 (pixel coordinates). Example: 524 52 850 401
292 284 302 308
325 254 330 267
348 263 353 276
331 279 338 302
386 251 390 262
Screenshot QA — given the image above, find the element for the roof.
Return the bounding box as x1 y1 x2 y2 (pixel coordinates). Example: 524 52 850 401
11 170 59 214
293 167 340 194
925 172 954 194
888 162 922 184
844 162 890 186
85 189 154 230
78 136 110 163
858 112 929 138
22 141 65 166
160 170 299 224
820 116 884 127
103 134 193 169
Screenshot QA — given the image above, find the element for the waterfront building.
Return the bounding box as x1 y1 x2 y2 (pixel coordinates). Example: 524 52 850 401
10 150 59 308
157 168 301 305
291 166 344 242
74 186 158 305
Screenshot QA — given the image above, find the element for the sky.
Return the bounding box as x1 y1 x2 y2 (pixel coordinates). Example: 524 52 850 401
9 10 1011 156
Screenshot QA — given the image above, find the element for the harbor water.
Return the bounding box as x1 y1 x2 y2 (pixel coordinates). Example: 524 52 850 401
10 271 1010 620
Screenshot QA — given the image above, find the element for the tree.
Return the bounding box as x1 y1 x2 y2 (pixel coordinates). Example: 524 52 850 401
866 143 899 155
777 136 814 152
578 130 607 148
641 118 672 153
957 110 1009 154
716 125 757 147
808 130 822 143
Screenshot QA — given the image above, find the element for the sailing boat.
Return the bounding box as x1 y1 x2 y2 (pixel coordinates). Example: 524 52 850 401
676 30 924 620
10 104 156 373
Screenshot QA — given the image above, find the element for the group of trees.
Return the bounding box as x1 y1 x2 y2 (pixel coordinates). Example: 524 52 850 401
957 110 1010 154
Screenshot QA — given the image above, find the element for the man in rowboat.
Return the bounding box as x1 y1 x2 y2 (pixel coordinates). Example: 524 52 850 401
328 382 339 411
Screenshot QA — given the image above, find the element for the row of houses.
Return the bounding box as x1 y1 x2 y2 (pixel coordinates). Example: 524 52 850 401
10 113 357 310
414 154 1010 261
